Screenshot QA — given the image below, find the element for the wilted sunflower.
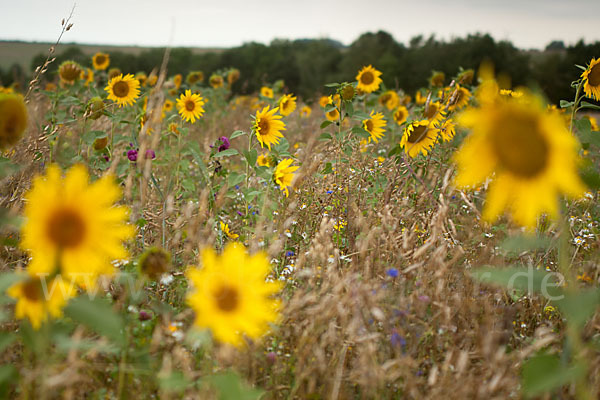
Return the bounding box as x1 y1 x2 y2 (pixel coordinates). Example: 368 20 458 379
300 105 311 118
176 90 205 123
401 120 439 158
209 74 224 89
447 85 471 111
454 90 586 228
430 71 445 87
581 58 600 101
363 111 387 143
220 221 239 240
186 71 204 85
7 275 76 329
80 68 94 86
105 74 141 107
261 86 274 98
58 61 82 85
254 106 286 149
108 68 122 80
279 94 297 116
356 65 382 93
438 118 456 142
423 101 444 124
393 105 409 126
0 93 28 150
227 69 240 86
186 243 282 346
92 52 110 70
379 90 399 110
21 164 134 289
274 158 299 197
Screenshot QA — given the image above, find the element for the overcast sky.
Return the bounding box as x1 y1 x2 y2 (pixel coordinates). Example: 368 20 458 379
2 0 600 49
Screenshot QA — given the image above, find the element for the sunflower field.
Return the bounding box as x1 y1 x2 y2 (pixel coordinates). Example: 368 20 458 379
3 19 600 400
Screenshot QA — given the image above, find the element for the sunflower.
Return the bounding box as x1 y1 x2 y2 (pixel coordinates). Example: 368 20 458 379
379 90 399 110
168 122 180 135
447 86 471 111
257 153 270 166
163 99 174 113
80 68 94 86
147 74 158 87
108 68 122 80
176 90 205 123
138 247 171 280
356 65 382 93
186 243 282 346
415 91 427 105
279 94 297 116
393 105 409 126
438 118 456 142
430 71 445 87
254 106 286 150
135 72 147 86
458 69 474 85
363 111 387 143
21 164 134 288
261 86 274 98
581 58 600 101
7 275 76 329
92 52 110 70
105 74 140 107
453 90 586 228
401 94 412 105
186 71 204 85
227 69 240 86
300 105 311 118
401 120 438 158
0 93 28 150
325 108 340 122
318 95 330 108
173 74 182 89
209 74 224 89
58 61 82 85
423 101 444 124
220 221 239 240
274 158 299 197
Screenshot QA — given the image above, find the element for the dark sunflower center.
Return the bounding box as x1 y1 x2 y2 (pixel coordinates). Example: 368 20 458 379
141 251 169 279
214 285 239 312
380 94 390 104
424 104 439 119
328 110 338 118
282 100 289 109
588 64 600 87
361 71 374 85
395 110 406 121
47 208 86 248
5 115 18 135
96 55 106 65
365 120 374 132
23 278 43 302
112 81 130 98
491 113 549 178
258 119 270 135
61 65 80 81
185 100 195 111
408 125 429 143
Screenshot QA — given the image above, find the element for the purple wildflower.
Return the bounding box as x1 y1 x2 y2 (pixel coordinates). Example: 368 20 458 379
127 149 138 162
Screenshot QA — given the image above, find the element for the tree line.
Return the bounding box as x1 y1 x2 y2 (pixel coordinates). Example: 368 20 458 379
2 32 600 104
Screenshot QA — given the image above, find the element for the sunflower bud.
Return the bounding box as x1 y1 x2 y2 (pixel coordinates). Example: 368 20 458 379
87 97 105 120
341 84 355 101
93 136 108 151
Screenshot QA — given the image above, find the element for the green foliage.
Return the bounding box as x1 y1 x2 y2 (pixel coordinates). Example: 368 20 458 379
64 297 125 347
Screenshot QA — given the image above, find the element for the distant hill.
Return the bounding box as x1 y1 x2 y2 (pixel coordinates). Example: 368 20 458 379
0 40 224 71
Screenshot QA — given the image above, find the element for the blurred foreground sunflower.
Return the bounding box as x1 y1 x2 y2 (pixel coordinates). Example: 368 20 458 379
0 93 28 150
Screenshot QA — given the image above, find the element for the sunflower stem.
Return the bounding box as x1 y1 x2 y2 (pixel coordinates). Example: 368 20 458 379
569 80 583 134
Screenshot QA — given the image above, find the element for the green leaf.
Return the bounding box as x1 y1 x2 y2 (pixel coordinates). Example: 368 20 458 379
0 364 16 395
0 333 15 352
0 157 22 180
471 266 563 298
228 172 245 187
82 130 106 146
230 130 246 139
352 111 370 120
321 162 333 174
559 100 574 108
188 146 210 185
318 133 332 141
320 120 333 129
324 105 337 114
324 82 340 88
555 288 600 328
351 126 370 138
580 159 600 189
580 101 600 111
64 297 125 347
213 149 239 158
209 371 264 400
0 273 25 295
272 137 289 153
500 235 552 255
345 101 354 117
575 64 588 71
243 149 258 166
522 353 584 398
